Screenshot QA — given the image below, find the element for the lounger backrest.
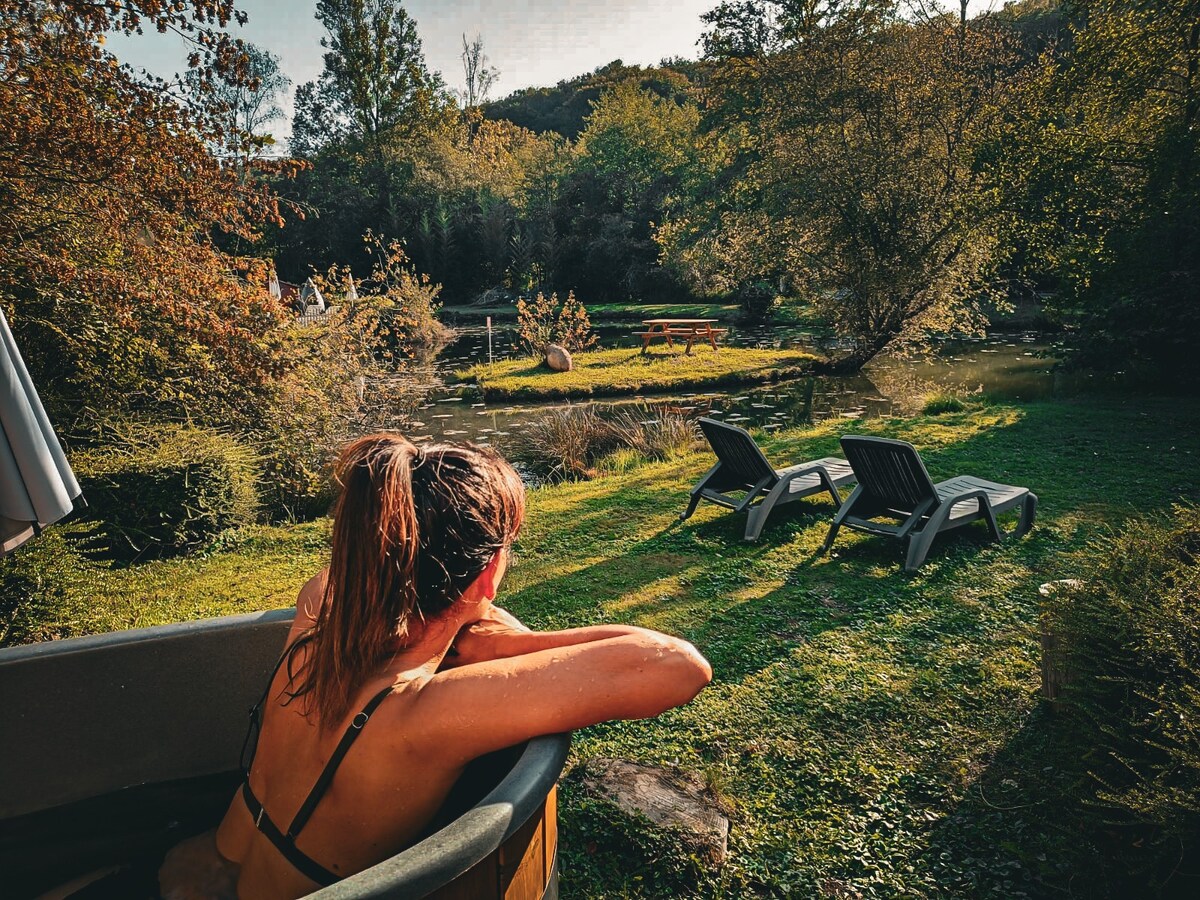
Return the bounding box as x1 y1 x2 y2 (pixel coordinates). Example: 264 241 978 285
840 436 939 512
699 417 777 484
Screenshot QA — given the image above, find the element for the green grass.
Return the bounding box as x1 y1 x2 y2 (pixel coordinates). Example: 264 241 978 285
5 395 1200 896
457 346 822 400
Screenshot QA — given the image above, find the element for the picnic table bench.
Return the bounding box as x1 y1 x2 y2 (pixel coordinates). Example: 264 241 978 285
634 319 726 354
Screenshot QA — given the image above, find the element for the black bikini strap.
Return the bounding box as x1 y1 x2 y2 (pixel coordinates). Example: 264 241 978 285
241 782 340 886
240 646 296 775
285 684 395 838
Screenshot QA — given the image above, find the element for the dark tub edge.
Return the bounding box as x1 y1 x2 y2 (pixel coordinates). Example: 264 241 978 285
315 733 571 899
0 607 295 663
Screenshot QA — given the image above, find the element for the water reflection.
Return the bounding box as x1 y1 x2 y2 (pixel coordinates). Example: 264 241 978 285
396 319 1079 445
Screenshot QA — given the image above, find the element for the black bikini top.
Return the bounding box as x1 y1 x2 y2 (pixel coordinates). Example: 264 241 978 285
240 648 394 886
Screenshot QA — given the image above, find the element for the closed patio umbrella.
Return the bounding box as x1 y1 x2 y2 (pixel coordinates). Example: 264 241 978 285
0 306 82 556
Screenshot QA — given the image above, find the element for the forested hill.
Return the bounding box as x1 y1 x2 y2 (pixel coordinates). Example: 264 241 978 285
483 59 705 140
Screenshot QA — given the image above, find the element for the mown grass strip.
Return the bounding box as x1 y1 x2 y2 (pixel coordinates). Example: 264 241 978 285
457 346 822 400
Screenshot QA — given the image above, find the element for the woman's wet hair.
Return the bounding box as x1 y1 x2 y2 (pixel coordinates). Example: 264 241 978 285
285 434 525 727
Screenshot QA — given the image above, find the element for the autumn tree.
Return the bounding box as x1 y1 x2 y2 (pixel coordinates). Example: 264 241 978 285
668 1 1023 369
0 0 300 430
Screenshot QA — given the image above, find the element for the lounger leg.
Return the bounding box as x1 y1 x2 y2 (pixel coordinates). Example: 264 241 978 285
822 485 863 553
1015 492 1037 538
980 501 1003 543
681 463 722 522
905 527 940 572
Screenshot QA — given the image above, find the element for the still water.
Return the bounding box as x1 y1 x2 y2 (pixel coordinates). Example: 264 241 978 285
401 320 1080 446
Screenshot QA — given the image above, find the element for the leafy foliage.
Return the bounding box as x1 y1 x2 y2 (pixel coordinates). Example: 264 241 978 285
75 425 260 559
515 291 597 356
184 42 290 160
1042 504 1200 892
0 0 301 432
995 0 1200 386
664 2 1024 367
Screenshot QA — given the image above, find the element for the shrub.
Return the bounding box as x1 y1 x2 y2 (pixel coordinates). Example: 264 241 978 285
75 425 260 559
515 290 598 356
735 280 781 322
1041 504 1200 891
921 392 967 415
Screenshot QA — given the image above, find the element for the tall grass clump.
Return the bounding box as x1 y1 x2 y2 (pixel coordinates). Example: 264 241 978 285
1042 504 1200 892
921 392 968 415
502 406 618 481
606 406 697 460
502 405 696 481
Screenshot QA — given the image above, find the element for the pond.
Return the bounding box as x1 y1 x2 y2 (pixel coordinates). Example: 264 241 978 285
402 319 1083 447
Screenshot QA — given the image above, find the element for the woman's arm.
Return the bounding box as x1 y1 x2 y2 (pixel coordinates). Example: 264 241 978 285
407 627 712 766
444 604 653 668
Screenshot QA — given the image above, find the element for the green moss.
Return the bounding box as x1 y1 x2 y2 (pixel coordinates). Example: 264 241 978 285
7 397 1200 896
458 346 821 400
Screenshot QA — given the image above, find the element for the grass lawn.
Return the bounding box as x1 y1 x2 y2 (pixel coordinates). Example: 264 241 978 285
5 395 1200 896
457 346 822 400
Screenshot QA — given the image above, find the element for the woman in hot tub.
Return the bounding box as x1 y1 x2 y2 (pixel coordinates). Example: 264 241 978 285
159 434 711 899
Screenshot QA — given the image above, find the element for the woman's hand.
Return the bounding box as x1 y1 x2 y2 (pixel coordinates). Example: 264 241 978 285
442 605 531 668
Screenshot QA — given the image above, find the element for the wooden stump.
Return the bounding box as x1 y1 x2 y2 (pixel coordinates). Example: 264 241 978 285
580 758 729 867
1039 580 1082 711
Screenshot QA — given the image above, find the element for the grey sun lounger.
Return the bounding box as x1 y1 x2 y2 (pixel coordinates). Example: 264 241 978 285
682 417 857 541
823 435 1037 572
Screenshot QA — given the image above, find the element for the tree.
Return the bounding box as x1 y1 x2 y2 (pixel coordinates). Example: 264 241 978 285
186 43 290 160
666 1 1022 369
291 0 443 156
557 83 707 301
997 0 1200 386
0 0 300 429
283 0 451 272
460 33 499 109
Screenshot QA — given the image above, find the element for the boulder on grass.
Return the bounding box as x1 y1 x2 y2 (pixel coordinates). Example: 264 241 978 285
545 344 573 372
579 758 730 868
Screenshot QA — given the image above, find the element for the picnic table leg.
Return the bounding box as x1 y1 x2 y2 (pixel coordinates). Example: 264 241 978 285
708 326 719 351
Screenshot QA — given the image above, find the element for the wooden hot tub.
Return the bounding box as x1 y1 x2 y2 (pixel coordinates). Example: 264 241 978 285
0 609 569 898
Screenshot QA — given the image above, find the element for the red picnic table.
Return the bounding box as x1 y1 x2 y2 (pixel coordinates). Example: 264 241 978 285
634 319 726 355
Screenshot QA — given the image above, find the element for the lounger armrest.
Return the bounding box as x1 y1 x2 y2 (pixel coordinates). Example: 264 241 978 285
936 488 993 516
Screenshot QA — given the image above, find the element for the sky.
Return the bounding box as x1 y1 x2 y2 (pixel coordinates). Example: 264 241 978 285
108 0 999 145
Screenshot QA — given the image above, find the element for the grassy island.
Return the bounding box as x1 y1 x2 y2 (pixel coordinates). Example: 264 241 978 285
457 346 822 400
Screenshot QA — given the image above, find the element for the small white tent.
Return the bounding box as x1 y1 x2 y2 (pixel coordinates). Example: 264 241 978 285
299 279 326 314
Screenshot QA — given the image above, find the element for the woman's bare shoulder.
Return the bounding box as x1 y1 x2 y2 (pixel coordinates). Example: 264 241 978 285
294 568 329 631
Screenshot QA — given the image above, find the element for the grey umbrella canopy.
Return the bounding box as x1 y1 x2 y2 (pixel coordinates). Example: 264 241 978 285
0 306 82 556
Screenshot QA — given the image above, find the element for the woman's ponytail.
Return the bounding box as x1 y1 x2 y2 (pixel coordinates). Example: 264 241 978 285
289 436 423 728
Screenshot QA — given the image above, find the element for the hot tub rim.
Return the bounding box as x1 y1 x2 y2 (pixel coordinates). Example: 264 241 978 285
313 731 570 899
